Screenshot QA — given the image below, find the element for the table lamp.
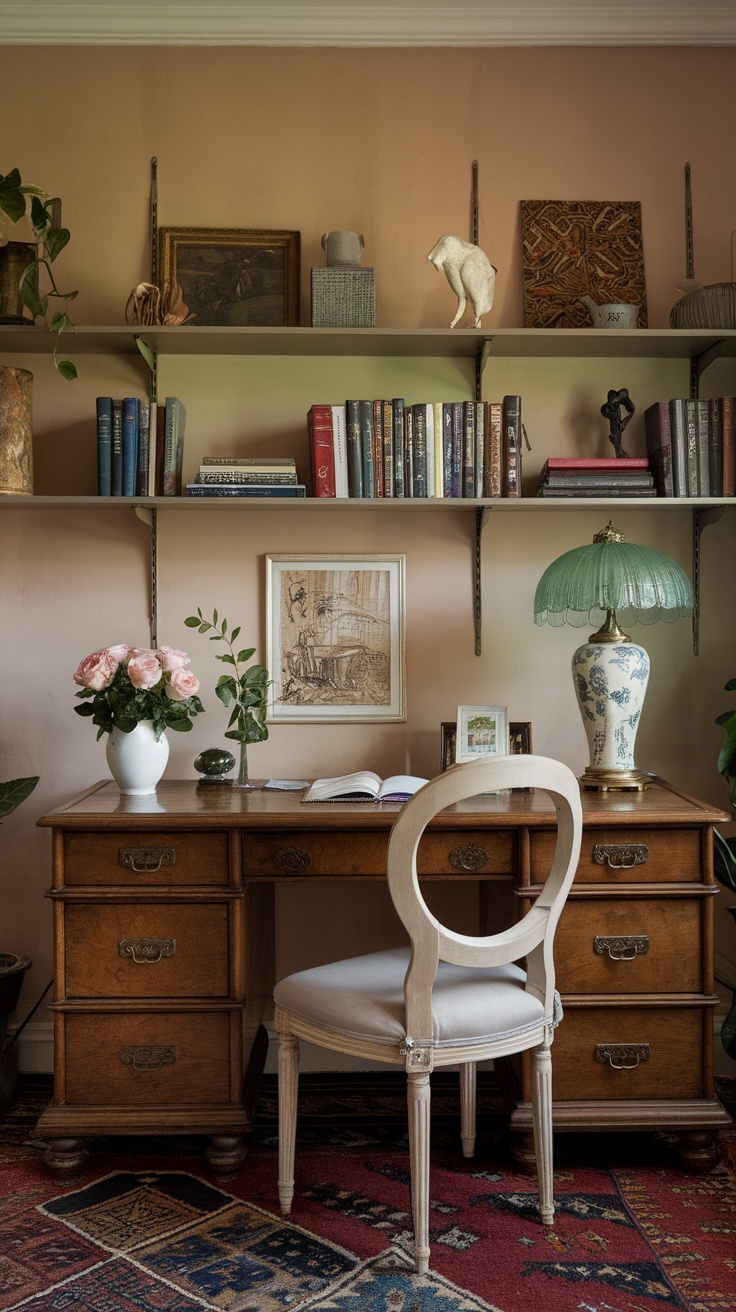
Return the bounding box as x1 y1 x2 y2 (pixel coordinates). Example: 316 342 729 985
533 522 693 790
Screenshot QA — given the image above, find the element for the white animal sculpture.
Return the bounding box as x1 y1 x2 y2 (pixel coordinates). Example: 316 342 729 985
427 234 497 328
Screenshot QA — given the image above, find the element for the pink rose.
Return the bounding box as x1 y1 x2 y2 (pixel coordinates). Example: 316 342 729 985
127 650 163 690
158 645 190 673
73 648 119 691
169 666 200 699
107 644 132 663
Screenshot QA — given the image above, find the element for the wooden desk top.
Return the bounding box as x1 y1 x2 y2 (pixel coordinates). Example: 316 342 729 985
38 777 730 832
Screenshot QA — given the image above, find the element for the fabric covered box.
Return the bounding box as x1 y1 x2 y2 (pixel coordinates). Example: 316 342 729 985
311 267 375 327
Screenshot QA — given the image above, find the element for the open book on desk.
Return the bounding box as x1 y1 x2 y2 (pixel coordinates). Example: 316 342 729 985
302 771 429 803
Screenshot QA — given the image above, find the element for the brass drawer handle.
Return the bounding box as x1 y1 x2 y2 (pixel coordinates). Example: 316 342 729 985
595 1042 651 1070
592 843 648 870
272 847 312 873
594 935 650 961
449 844 489 872
119 846 176 874
120 1044 176 1072
118 937 176 964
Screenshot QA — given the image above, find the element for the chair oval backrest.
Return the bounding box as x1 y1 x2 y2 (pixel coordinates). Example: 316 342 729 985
386 755 582 1032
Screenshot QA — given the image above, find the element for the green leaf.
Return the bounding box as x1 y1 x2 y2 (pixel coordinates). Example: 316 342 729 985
18 263 45 319
231 626 241 641
168 720 193 732
725 678 736 692
714 829 736 894
184 616 200 627
73 703 96 717
44 226 70 261
236 648 256 663
0 776 39 819
0 170 26 223
213 608 218 625
56 359 77 381
29 194 49 235
224 728 247 743
198 624 209 634
50 311 68 333
217 653 235 665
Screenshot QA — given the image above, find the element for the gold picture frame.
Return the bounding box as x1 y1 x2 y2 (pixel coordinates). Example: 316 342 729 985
441 720 532 771
158 227 300 327
267 554 406 722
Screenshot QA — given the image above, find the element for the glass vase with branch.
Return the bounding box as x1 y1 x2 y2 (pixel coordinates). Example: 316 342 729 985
185 608 271 788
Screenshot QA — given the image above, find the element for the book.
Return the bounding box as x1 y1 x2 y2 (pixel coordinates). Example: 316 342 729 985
644 401 674 498
425 402 435 497
197 469 298 485
450 402 463 498
392 398 405 498
411 403 427 497
199 463 297 476
381 400 394 497
146 401 158 496
432 401 444 498
539 472 654 490
358 399 375 497
668 398 688 497
544 456 650 471
723 395 735 496
345 399 363 498
201 456 296 467
404 405 414 493
696 397 710 497
308 404 337 497
537 487 657 498
111 399 123 497
121 398 139 497
474 401 485 497
462 401 475 497
502 394 522 498
442 402 454 496
96 396 113 497
331 404 349 498
185 483 307 497
162 396 186 497
372 400 384 497
136 402 150 497
484 401 502 497
302 771 429 803
708 396 723 497
683 397 700 496
154 403 166 496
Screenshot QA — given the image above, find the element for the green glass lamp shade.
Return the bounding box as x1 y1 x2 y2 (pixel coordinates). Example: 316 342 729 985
533 523 692 629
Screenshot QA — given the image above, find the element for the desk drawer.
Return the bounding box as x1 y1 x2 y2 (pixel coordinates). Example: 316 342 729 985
552 1006 704 1100
63 1012 233 1105
63 832 230 887
531 827 702 885
242 829 514 877
63 903 232 998
554 898 702 994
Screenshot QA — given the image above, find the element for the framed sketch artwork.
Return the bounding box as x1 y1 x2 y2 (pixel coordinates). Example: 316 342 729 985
266 555 406 722
158 227 300 327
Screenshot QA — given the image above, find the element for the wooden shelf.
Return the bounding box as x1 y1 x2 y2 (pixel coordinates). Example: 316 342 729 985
1 495 733 511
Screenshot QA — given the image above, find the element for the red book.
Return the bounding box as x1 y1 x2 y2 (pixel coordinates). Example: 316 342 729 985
307 405 336 497
723 396 735 496
545 457 649 470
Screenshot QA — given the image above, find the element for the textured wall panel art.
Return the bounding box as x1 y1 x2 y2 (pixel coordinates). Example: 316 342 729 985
520 200 647 328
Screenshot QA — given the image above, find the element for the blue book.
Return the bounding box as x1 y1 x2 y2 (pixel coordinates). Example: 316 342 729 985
136 403 150 496
345 400 363 498
111 400 123 496
358 399 375 498
185 483 307 497
121 398 139 496
96 397 112 496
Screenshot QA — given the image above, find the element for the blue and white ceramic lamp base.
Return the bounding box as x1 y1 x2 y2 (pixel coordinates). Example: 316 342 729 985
572 639 651 790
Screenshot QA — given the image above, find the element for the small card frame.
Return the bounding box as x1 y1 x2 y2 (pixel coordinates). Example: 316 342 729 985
441 719 532 771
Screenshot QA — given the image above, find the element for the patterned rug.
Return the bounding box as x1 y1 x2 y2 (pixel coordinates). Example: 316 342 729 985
1 1074 735 1312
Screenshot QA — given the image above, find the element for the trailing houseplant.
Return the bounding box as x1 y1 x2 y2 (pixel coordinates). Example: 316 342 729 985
185 607 271 788
0 167 78 379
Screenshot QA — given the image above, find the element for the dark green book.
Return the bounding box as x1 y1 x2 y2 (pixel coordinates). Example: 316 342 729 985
345 399 363 498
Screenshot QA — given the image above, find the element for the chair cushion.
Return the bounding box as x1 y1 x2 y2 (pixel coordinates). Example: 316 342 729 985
274 946 550 1050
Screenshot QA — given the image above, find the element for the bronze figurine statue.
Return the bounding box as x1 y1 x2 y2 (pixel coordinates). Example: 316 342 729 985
601 387 635 458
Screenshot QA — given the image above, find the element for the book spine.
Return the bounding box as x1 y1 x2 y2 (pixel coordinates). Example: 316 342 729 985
722 395 735 496
392 398 405 499
372 400 384 497
136 402 150 497
96 396 113 497
503 395 521 498
545 457 650 470
709 396 723 498
147 401 158 496
185 484 307 497
668 398 688 496
121 398 139 497
198 470 297 485
537 487 657 498
683 398 700 496
451 403 463 498
425 403 435 497
432 401 444 498
474 401 485 497
345 399 363 498
111 400 123 497
358 399 375 498
331 404 349 498
162 397 184 497
381 400 394 497
462 401 475 497
540 473 654 489
696 398 710 497
485 401 502 497
643 400 674 498
411 403 427 497
202 456 296 466
308 404 336 497
442 403 454 496
404 406 414 494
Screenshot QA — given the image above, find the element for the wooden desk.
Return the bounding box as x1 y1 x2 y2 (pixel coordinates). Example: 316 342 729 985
35 776 731 1179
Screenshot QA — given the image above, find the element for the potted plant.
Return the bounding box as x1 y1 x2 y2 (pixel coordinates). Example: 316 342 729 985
714 678 736 1060
0 775 39 1112
0 167 77 379
185 607 270 788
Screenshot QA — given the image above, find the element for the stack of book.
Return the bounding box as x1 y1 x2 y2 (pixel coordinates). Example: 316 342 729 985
307 396 523 499
536 457 656 497
96 396 185 498
185 457 306 497
644 396 735 498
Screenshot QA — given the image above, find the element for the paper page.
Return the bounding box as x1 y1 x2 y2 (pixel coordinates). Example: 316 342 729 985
377 774 429 801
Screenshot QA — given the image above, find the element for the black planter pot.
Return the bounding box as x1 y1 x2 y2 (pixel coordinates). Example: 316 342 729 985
0 953 31 1113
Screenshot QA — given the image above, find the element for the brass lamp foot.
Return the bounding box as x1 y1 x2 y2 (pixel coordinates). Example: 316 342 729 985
579 766 651 791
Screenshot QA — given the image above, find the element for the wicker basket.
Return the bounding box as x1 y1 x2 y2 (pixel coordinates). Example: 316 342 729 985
670 282 736 329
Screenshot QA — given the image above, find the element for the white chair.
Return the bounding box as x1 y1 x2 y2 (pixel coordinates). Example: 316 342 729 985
274 754 582 1274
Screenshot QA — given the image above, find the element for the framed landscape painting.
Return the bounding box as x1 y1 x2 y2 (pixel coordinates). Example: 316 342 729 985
158 227 300 327
266 554 406 722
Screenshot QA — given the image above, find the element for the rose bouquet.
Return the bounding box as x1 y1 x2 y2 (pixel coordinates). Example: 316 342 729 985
73 644 205 739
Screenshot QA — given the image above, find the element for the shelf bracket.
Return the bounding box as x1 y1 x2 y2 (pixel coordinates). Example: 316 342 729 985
133 504 158 648
475 337 493 401
691 505 734 655
134 335 158 405
475 506 491 655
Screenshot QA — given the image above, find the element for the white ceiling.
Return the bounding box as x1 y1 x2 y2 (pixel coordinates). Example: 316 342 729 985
1 1 735 47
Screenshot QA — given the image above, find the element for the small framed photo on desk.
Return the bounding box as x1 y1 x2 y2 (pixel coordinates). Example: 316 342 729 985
441 718 532 770
455 706 508 763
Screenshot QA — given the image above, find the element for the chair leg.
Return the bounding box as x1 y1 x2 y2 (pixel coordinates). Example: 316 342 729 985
407 1069 431 1275
459 1061 476 1158
530 1039 554 1225
277 1031 300 1217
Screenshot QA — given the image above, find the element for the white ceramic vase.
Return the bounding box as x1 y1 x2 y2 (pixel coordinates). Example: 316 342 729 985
105 720 170 796
572 639 650 784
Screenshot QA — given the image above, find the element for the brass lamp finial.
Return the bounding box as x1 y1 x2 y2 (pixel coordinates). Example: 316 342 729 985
593 522 627 545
